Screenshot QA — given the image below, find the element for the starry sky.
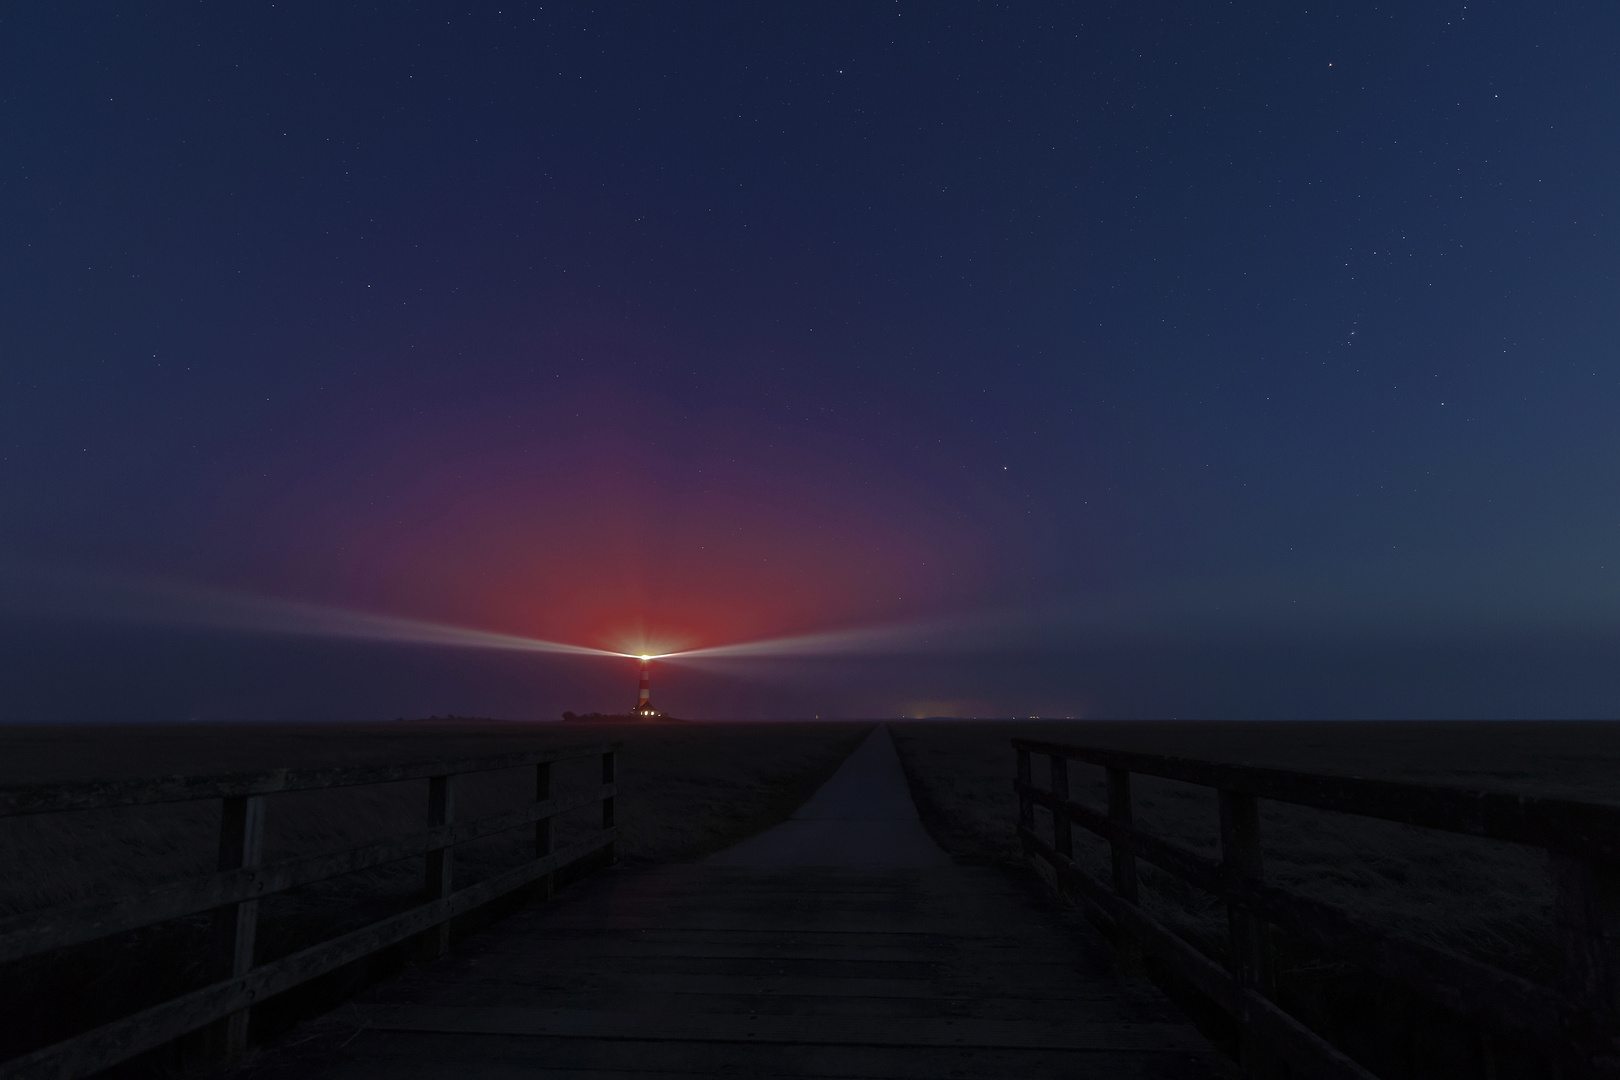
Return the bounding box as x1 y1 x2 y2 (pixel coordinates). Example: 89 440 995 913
2 3 1617 721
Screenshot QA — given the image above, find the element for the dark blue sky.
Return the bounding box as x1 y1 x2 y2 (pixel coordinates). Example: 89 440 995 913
2 3 1617 720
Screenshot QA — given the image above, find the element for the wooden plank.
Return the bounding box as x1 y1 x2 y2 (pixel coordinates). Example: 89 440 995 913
461 935 1111 975
374 986 1144 1024
600 750 616 865
535 762 554 901
537 919 972 939
1018 781 1574 1041
435 968 1145 1011
481 929 1041 956
1551 852 1620 1069
289 1031 1204 1080
417 972 944 999
1020 826 1378 1080
1218 790 1278 1077
1013 737 1620 859
1105 768 1138 903
500 920 997 937
453 938 956 963
1023 783 1224 892
0 742 620 817
477 927 1128 967
1218 790 1274 997
0 830 615 1080
236 853 1219 1080
459 954 942 982
422 776 456 960
209 795 266 1056
0 788 609 963
497 926 975 947
1240 869 1571 1044
388 971 1125 1003
349 1003 1210 1052
1047 755 1072 858
1016 747 1033 845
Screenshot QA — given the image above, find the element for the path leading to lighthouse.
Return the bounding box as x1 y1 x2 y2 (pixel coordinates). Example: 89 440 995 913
705 724 953 868
247 726 1216 1079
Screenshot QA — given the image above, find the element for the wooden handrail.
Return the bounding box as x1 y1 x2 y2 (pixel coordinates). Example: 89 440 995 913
1013 737 1620 859
1020 826 1378 1080
1012 737 1619 1079
0 740 621 1080
0 833 614 1080
0 742 618 817
0 787 611 965
1017 781 1571 1037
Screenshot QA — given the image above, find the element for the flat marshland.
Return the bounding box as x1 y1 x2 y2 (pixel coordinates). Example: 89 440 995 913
0 720 873 1062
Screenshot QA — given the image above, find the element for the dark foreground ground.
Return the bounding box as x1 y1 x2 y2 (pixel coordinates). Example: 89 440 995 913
891 720 1620 1079
892 720 1620 979
243 864 1217 1080
0 720 877 917
0 720 875 1067
0 719 1613 1078
237 728 1215 1080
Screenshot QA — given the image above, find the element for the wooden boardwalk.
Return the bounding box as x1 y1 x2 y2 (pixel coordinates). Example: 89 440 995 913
247 729 1215 1079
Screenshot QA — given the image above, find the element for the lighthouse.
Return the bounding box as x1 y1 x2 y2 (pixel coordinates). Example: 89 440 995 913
631 656 659 718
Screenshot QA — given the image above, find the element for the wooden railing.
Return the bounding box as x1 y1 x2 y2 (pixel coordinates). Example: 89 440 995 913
1012 737 1620 1080
0 741 620 1080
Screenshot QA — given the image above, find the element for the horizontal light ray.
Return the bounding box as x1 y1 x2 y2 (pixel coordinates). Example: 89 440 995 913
659 617 984 662
202 598 626 657
0 568 623 659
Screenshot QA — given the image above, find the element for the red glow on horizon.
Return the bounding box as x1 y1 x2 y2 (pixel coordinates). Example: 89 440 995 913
198 377 1010 662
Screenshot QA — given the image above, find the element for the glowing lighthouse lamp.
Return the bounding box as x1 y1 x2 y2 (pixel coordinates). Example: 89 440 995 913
631 655 660 719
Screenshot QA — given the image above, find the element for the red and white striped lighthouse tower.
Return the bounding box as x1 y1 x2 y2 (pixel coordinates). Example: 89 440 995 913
631 656 658 718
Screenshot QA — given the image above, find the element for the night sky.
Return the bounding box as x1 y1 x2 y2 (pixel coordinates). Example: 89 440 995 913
2 3 1617 721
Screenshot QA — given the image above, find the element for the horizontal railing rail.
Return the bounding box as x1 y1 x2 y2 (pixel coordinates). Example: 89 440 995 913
1018 783 1570 1036
0 740 620 1080
1013 737 1620 860
0 788 609 964
0 742 618 817
1012 737 1620 1080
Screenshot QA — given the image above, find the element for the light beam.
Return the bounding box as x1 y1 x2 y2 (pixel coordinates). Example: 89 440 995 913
0 567 624 659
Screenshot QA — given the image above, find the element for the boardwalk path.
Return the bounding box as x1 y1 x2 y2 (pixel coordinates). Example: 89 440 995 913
252 727 1215 1079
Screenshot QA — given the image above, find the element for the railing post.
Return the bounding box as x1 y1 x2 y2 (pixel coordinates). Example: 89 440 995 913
210 794 264 1056
1049 754 1072 858
1106 768 1139 904
1105 767 1144 976
1220 789 1280 1077
1552 851 1620 1053
1016 746 1033 854
601 749 617 865
536 761 555 900
422 774 455 959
